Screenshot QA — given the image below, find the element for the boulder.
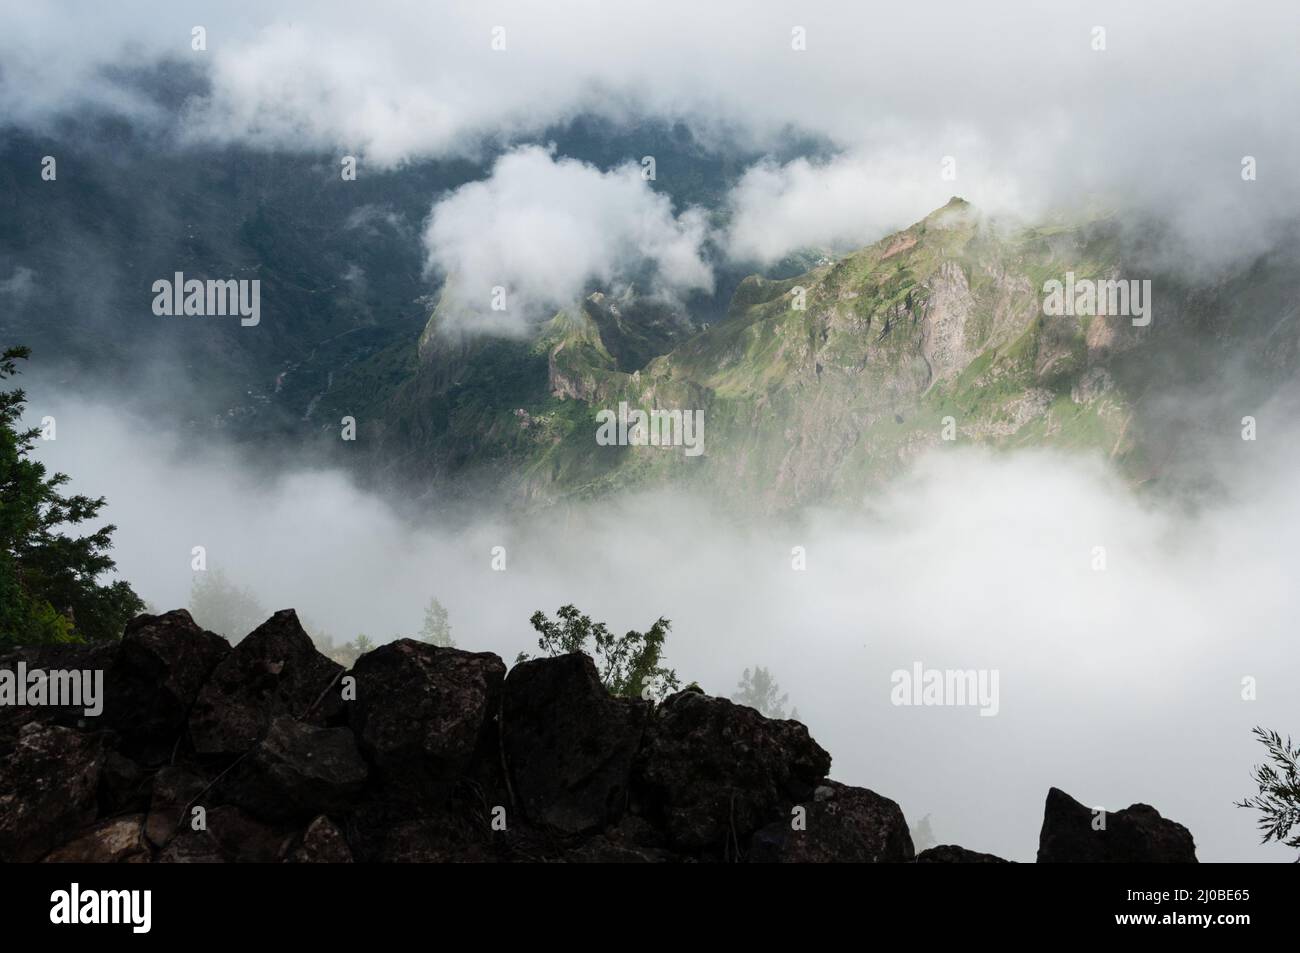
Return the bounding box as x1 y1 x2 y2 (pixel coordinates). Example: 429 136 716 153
749 781 914 862
0 641 118 743
502 653 648 833
157 805 294 863
144 765 210 848
105 610 229 764
287 815 353 863
1036 787 1198 862
188 610 343 756
0 723 108 862
917 844 1011 863
632 691 831 854
43 815 149 863
220 715 367 821
349 640 505 806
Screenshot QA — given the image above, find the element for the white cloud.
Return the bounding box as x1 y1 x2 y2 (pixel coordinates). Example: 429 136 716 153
421 146 713 334
1 1 1295 257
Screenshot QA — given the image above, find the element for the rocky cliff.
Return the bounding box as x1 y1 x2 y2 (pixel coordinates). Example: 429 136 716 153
0 609 1197 863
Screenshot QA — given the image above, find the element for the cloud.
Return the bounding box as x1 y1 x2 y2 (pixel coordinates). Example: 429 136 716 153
421 146 712 335
722 140 1036 263
2 1 1296 266
24 379 1300 862
0 266 37 300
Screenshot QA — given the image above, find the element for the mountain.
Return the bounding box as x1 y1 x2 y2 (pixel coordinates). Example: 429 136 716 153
356 199 1300 509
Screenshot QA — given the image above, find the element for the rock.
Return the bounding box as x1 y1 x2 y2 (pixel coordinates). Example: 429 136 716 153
157 805 294 863
349 639 505 806
144 766 210 848
99 750 150 815
105 610 229 764
1036 787 1198 863
749 781 914 862
287 815 353 863
632 691 831 854
0 641 118 743
189 610 343 756
220 716 367 822
917 844 1011 863
502 653 648 833
0 723 107 862
43 815 149 863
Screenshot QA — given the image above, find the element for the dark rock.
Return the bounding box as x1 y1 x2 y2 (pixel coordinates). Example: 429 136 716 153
0 723 108 862
0 641 118 743
105 610 229 764
221 716 367 822
502 653 648 833
1036 787 1198 863
43 815 149 863
99 750 150 816
632 691 831 854
349 639 505 806
749 781 914 862
287 815 353 863
144 765 210 848
917 844 1011 863
189 610 343 756
157 805 294 863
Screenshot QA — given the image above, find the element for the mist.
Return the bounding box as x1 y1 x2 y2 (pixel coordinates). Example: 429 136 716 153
23 378 1299 862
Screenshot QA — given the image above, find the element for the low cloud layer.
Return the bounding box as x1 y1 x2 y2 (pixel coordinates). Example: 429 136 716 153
25 384 1300 861
422 146 712 333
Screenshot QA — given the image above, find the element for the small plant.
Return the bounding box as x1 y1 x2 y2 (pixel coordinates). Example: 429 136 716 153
1236 726 1300 861
518 604 680 701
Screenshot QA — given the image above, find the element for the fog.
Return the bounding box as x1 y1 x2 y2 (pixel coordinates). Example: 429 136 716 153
23 382 1299 862
4 1 1298 272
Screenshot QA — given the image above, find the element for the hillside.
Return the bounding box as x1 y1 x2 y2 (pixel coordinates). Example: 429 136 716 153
363 199 1300 509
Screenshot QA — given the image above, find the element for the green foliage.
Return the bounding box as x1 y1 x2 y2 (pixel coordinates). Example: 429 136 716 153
418 596 454 647
1236 727 1300 860
520 604 680 701
188 568 265 642
0 346 144 646
734 665 795 719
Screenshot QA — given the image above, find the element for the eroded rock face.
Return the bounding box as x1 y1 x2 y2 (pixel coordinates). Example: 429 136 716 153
631 691 831 854
503 653 648 833
1036 787 1198 863
189 610 342 757
348 639 505 806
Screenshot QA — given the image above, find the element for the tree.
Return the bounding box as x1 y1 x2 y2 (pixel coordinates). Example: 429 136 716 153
0 346 143 646
189 568 265 642
1236 726 1300 861
519 604 680 701
910 813 937 853
734 665 793 719
418 596 455 647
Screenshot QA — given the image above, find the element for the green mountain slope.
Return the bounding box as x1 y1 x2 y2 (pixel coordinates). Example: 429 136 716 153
366 199 1300 510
